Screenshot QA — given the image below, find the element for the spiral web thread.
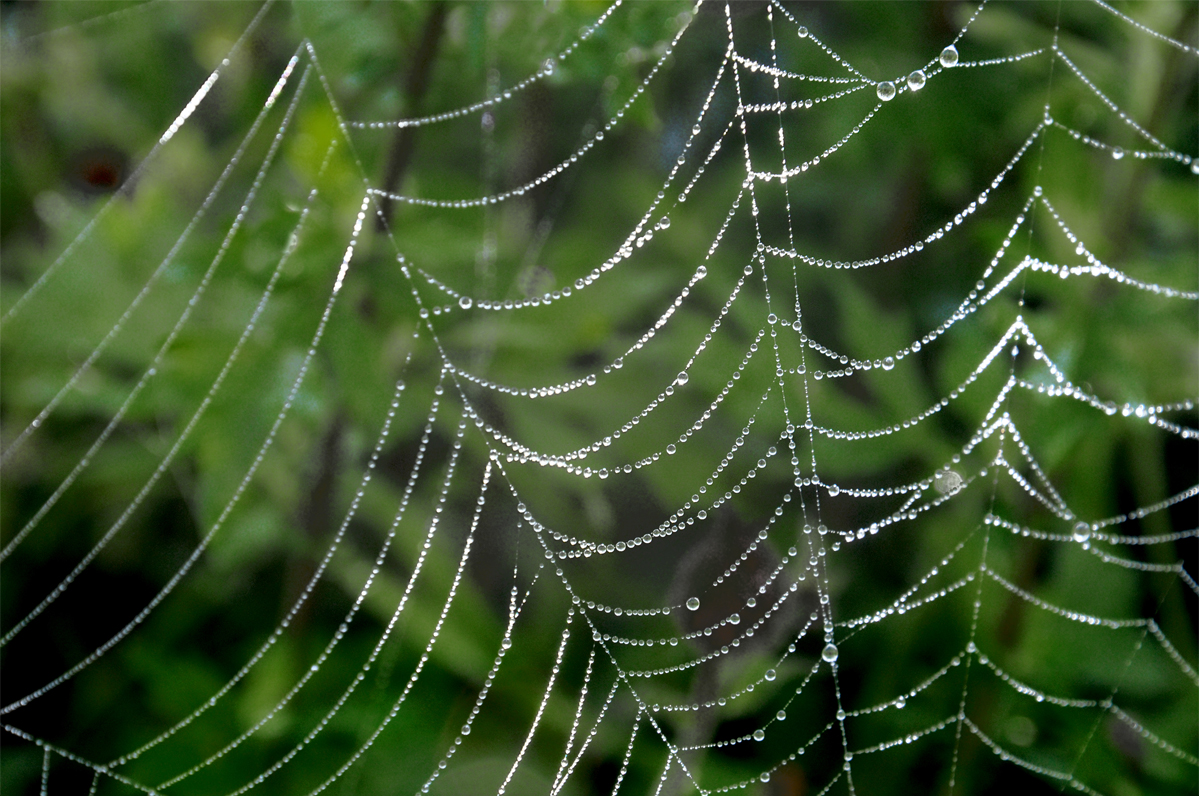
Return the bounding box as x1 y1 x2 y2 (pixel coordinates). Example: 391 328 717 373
0 1 1196 795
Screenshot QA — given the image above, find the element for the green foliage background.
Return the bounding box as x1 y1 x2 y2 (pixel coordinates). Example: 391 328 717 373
1 2 1196 795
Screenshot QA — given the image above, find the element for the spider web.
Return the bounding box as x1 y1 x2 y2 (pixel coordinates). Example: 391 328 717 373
0 1 1196 795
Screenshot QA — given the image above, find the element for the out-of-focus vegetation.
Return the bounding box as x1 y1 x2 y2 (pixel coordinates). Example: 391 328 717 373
1 2 1195 795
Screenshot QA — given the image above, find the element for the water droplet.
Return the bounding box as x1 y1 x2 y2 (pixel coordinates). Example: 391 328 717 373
906 69 926 91
767 313 778 325
895 697 906 709
1072 521 1091 543
940 45 959 68
760 772 771 783
1191 160 1199 175
876 81 896 102
686 597 700 611
586 374 597 386
753 729 766 742
501 637 512 650
458 295 473 310
776 710 787 721
696 265 707 278
764 668 776 681
797 26 808 39
729 613 740 625
1111 147 1124 160
933 470 963 495
822 643 839 663
676 371 689 386
827 483 840 497
882 356 895 370
658 216 671 229
542 58 556 77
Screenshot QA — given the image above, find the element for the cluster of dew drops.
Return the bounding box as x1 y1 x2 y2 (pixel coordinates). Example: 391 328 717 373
876 45 958 102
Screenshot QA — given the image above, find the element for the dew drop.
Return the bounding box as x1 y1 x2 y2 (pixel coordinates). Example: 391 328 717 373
882 356 895 370
764 668 777 681
933 470 963 495
906 69 926 91
895 697 906 709
696 265 707 278
501 637 512 650
729 613 740 625
797 26 808 38
1072 521 1091 544
686 597 700 611
827 483 840 497
1111 147 1124 160
676 371 689 386
822 643 839 663
876 81 896 102
586 374 597 386
658 216 671 229
776 710 787 721
940 45 959 67
753 729 766 742
458 295 473 310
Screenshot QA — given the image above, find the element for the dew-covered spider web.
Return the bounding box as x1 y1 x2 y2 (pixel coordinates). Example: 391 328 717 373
1 1 1196 794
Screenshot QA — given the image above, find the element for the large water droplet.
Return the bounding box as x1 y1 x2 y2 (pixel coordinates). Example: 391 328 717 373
729 613 740 625
940 45 959 68
797 26 809 38
882 356 895 370
676 371 689 386
876 81 897 102
933 470 963 495
753 729 766 741
822 643 839 663
1111 147 1124 160
776 710 787 721
1072 521 1091 543
501 637 513 650
907 69 926 91
686 597 700 611
586 374 597 386
827 483 840 497
458 295 473 310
